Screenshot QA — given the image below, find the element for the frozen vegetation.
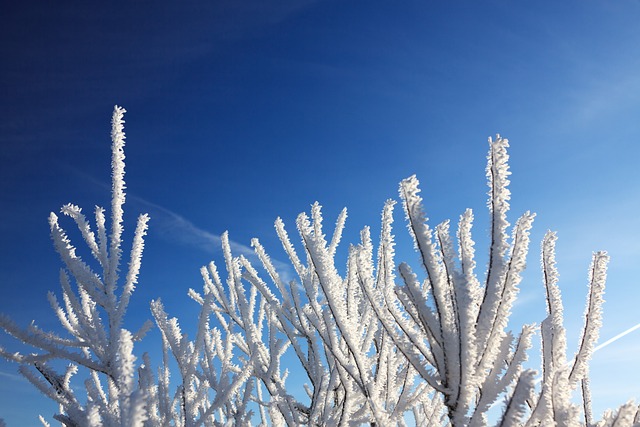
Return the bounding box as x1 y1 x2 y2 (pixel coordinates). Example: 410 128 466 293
1 107 638 426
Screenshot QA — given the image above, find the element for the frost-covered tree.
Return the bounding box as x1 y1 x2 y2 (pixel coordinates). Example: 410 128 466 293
1 107 639 426
0 107 152 426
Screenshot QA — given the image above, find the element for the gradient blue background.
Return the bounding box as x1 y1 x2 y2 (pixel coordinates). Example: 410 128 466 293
2 1 639 424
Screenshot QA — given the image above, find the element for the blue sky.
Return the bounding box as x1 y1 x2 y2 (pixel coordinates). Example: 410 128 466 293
1 1 640 424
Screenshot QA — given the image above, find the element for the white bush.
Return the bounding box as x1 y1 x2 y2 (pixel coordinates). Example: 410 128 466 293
1 107 638 426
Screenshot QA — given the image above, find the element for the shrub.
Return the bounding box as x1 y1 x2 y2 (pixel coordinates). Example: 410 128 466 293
1 107 638 426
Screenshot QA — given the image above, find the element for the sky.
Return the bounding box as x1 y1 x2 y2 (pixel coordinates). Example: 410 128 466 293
1 0 640 424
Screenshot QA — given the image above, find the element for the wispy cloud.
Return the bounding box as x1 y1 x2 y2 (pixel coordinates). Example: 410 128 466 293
572 69 640 125
66 166 296 285
67 166 235 252
128 194 224 255
0 370 25 382
125 192 296 285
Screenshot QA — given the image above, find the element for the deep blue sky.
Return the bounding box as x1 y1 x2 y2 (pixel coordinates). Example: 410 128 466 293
2 1 640 424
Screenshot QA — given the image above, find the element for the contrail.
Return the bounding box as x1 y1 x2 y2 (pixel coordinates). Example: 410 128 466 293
593 322 640 353
528 322 640 386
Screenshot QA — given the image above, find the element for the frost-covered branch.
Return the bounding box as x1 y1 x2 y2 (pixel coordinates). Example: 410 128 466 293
0 106 151 426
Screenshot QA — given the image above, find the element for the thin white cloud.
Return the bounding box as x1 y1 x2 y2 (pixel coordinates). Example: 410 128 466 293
64 166 296 286
126 193 296 286
0 370 25 382
572 69 640 124
128 194 224 255
67 166 244 254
